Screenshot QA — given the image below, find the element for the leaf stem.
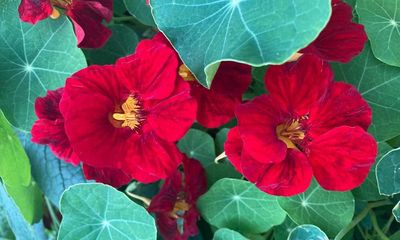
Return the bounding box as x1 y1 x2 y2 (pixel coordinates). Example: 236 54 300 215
45 197 60 230
215 151 227 163
112 16 136 23
383 215 395 234
370 210 389 240
125 190 151 207
334 199 392 240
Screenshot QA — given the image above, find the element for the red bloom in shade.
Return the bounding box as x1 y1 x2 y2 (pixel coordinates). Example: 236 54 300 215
82 164 131 188
59 39 197 183
31 88 80 166
148 156 207 240
18 0 112 48
151 33 252 128
300 0 367 63
225 55 377 196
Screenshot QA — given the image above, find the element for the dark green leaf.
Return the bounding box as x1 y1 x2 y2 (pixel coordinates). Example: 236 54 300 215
376 147 400 196
84 24 139 65
278 180 354 237
213 228 247 240
273 217 297 240
357 0 400 67
332 43 400 142
58 183 156 240
151 0 331 87
124 0 156 26
198 178 286 234
178 129 215 167
287 225 328 240
0 0 86 131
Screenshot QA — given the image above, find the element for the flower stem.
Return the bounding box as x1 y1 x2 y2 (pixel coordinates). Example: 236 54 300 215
45 197 60 230
113 16 136 23
370 211 389 240
334 199 392 240
215 151 227 163
383 215 394 234
125 190 151 207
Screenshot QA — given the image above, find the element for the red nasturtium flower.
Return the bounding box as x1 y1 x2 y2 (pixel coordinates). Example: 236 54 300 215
225 55 377 196
18 0 113 48
148 156 207 240
152 33 252 128
59 39 197 183
295 0 367 63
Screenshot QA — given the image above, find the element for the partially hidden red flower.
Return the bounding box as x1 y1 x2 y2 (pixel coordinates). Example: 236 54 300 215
225 55 377 196
31 87 80 166
59 38 197 183
148 156 207 240
82 164 132 188
18 0 113 48
300 0 367 63
151 33 252 128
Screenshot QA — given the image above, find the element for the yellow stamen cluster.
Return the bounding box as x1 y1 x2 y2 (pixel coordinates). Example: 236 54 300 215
170 199 190 219
112 96 142 130
178 64 196 81
276 119 305 149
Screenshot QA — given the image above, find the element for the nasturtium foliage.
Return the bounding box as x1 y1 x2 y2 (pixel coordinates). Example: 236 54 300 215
393 201 400 223
198 178 286 234
150 0 332 87
58 183 157 240
124 0 156 26
287 225 328 240
84 24 139 65
273 217 297 240
213 228 247 240
0 0 86 131
0 202 14 239
357 0 400 67
278 180 355 237
376 148 400 196
18 132 88 209
333 43 400 142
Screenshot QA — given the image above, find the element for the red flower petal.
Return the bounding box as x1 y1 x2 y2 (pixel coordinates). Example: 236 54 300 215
116 39 180 101
264 55 333 115
192 62 252 128
147 170 181 213
308 82 372 138
236 95 288 163
67 0 113 48
18 0 52 24
82 164 131 188
301 0 367 63
182 157 207 204
309 126 377 191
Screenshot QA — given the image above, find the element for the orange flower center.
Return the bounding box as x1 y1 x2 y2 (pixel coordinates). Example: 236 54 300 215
111 95 143 130
169 199 190 219
178 64 195 81
276 119 306 150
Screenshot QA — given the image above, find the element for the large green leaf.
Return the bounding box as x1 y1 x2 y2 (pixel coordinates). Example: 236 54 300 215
124 0 156 26
0 0 86 131
393 201 400 223
84 24 139 65
277 180 355 237
356 0 400 67
352 141 392 201
213 228 247 240
178 129 215 166
198 178 286 234
376 148 400 196
151 0 332 87
0 202 14 239
332 43 400 142
17 132 87 209
58 183 156 240
0 111 30 187
287 225 328 240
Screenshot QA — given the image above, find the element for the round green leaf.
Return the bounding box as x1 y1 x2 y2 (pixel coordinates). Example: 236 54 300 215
288 225 328 240
58 183 156 240
0 111 30 187
393 201 400 223
84 24 139 65
278 180 355 237
213 228 247 240
0 0 86 131
124 0 156 26
198 178 286 234
150 0 331 87
357 0 400 67
376 148 400 196
332 43 400 142
178 129 215 166
273 217 297 240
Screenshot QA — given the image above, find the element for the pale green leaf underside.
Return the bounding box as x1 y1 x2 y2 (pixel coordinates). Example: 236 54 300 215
198 178 286 234
278 180 354 237
357 0 400 67
0 0 86 131
376 148 400 196
213 228 247 240
151 0 331 87
58 183 156 240
393 201 400 223
287 225 328 240
332 43 400 142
